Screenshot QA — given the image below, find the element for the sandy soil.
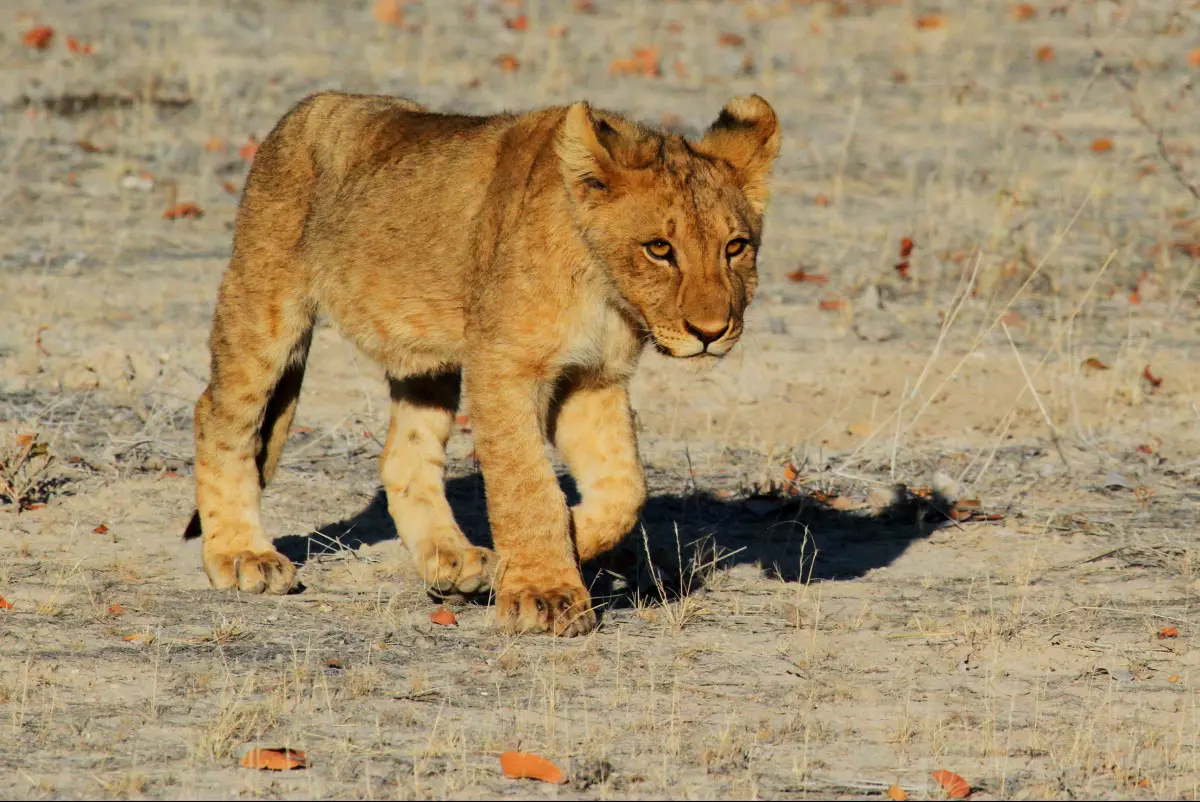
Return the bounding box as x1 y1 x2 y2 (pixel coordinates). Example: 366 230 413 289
2 0 1200 798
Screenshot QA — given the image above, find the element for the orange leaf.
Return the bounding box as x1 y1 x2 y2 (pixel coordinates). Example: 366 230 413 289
238 135 259 163
163 202 204 220
1128 289 1142 305
632 46 660 76
931 769 970 799
1168 674 1181 683
782 463 799 483
1036 45 1055 62
1012 3 1036 20
372 0 405 26
65 37 94 55
1188 48 1200 68
887 785 909 802
222 180 238 195
895 261 911 278
1158 626 1179 639
818 297 844 311
93 524 109 534
23 503 46 511
1081 357 1109 371
899 237 915 258
717 32 745 47
241 748 308 771
499 751 567 784
204 136 225 152
1091 137 1114 153
22 26 54 50
121 633 143 642
813 194 830 207
786 268 828 284
430 606 457 626
505 14 528 31
497 53 520 72
915 15 945 30
1143 365 1163 389
16 434 34 449
0 596 13 610
107 603 125 617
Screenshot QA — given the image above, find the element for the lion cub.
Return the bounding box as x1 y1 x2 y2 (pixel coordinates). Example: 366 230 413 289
185 91 779 635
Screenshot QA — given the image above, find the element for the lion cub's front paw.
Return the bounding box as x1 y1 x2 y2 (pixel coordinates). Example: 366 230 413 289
497 582 597 637
204 548 297 594
418 543 497 597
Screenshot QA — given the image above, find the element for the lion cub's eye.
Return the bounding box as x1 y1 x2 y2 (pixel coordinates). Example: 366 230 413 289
725 238 750 258
645 240 674 262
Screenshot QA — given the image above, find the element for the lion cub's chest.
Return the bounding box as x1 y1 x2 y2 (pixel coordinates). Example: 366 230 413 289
556 293 640 381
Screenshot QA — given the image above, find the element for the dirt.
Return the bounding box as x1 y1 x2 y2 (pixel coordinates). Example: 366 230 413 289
2 0 1200 799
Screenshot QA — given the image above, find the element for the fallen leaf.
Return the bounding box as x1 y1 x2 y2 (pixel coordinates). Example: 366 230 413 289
372 0 405 26
1158 626 1179 639
818 297 844 311
786 268 828 284
895 261 911 279
633 46 660 76
1036 45 1055 62
24 503 46 511
931 769 970 799
107 603 125 617
505 14 528 31
717 32 745 47
1168 674 1180 683
16 434 34 449
221 180 238 195
77 140 105 153
899 237 915 258
22 26 54 50
1128 289 1142 305
0 596 13 610
497 53 520 72
65 37 94 55
1189 48 1200 68
1091 137 1114 153
238 135 259 163
204 136 225 152
121 633 143 642
241 748 308 771
1143 365 1163 389
163 202 203 220
887 785 909 802
813 194 830 207
430 606 457 626
1012 3 1036 20
915 15 946 30
93 524 109 534
499 751 567 784
782 463 799 484
1081 357 1109 371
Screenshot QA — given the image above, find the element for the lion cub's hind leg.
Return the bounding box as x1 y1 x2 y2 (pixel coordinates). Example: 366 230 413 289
381 372 497 596
194 281 314 594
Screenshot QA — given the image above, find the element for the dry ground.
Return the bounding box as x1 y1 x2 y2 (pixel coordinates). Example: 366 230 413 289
2 0 1200 798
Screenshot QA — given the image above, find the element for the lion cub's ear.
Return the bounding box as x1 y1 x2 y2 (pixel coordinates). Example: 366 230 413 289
697 95 781 215
558 102 617 199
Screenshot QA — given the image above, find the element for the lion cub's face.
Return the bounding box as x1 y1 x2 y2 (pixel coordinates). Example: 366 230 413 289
558 96 780 359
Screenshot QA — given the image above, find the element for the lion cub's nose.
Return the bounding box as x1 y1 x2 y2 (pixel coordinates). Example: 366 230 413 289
684 318 731 347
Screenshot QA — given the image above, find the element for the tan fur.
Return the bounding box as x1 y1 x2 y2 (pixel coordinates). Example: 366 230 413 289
188 91 780 635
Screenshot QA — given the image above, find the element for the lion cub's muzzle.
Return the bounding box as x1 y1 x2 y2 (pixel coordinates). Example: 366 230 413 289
652 315 743 359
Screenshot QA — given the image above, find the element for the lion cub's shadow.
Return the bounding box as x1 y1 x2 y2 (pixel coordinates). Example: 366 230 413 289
275 472 940 611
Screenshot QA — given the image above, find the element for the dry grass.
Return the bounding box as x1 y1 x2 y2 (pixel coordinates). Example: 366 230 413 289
1 0 1199 798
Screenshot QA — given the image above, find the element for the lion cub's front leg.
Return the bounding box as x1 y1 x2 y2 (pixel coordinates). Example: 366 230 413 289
465 361 596 636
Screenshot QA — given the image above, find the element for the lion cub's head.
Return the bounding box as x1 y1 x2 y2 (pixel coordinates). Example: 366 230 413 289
557 95 780 359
